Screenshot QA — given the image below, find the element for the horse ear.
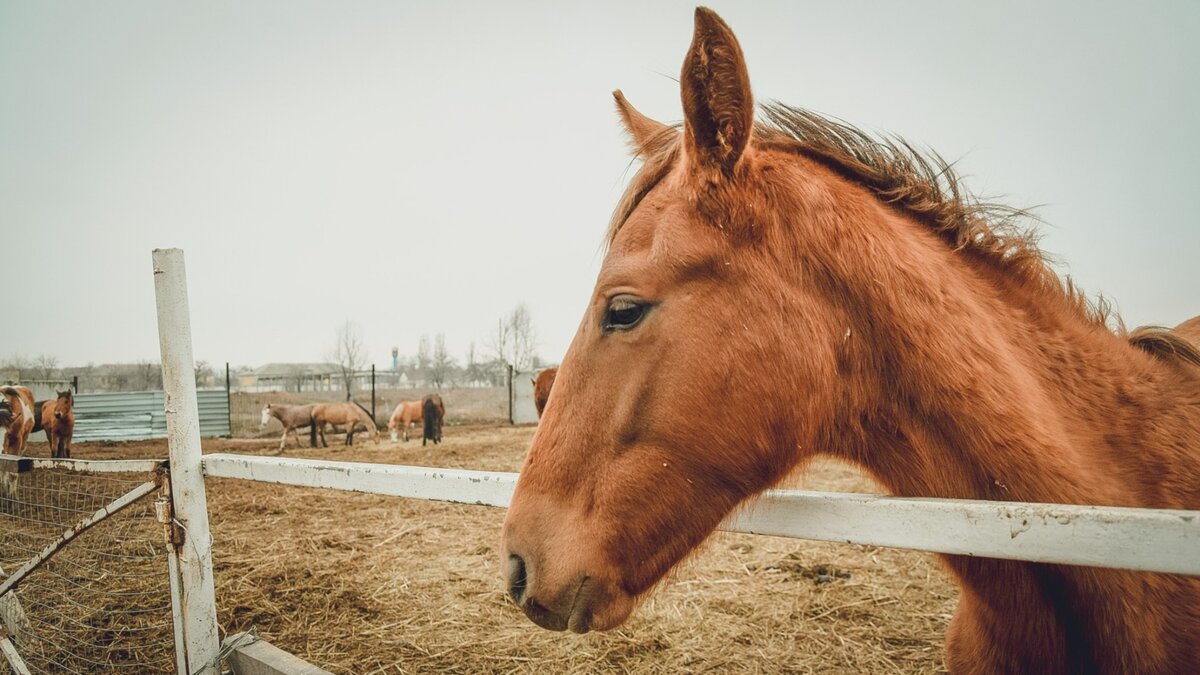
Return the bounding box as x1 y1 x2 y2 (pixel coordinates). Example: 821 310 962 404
613 90 676 158
680 8 754 177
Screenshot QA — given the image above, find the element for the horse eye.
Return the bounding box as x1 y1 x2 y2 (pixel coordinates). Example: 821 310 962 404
603 299 648 332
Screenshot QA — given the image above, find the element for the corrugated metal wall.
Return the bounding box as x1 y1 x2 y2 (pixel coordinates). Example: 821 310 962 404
73 390 230 442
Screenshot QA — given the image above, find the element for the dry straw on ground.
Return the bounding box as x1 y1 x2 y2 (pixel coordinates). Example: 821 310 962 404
18 425 956 673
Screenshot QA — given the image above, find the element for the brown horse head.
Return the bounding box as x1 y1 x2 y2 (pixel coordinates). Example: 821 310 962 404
501 8 843 633
53 390 73 419
532 367 558 417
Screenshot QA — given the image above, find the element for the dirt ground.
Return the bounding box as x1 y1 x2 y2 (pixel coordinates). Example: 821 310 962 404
41 426 957 673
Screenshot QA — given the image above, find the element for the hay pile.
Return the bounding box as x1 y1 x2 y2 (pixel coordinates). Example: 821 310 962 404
68 427 958 673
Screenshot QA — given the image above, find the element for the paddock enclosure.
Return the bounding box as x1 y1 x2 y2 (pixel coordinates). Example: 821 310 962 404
8 429 960 674
2 250 1196 674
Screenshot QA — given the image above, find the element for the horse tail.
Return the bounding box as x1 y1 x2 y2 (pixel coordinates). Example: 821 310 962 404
31 401 45 434
422 395 444 445
422 397 436 445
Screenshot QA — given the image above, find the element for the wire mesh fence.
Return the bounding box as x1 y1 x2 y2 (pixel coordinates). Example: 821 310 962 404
0 464 175 674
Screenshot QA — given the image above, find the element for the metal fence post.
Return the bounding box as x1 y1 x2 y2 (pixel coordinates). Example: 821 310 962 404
152 248 221 674
224 363 232 438
371 364 376 423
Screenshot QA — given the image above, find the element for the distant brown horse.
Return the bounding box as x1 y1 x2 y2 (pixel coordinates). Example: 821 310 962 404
261 403 317 451
532 368 557 418
312 402 377 447
1 387 36 455
421 394 444 446
387 400 424 442
39 391 74 459
501 9 1200 674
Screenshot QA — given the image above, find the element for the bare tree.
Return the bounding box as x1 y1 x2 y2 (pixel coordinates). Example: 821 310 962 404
194 360 215 388
465 340 485 386
328 321 366 400
1 354 33 381
133 360 163 391
489 303 537 371
416 335 431 372
429 333 457 389
33 354 59 380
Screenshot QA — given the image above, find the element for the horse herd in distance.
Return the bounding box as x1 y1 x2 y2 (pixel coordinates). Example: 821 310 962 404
0 366 562 460
260 366 560 454
260 394 446 452
1 386 75 459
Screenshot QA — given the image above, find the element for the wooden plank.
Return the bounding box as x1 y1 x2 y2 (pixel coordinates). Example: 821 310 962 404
724 490 1200 576
201 453 1200 575
0 457 31 474
0 631 32 675
153 248 221 675
202 454 516 507
28 457 166 474
225 633 332 675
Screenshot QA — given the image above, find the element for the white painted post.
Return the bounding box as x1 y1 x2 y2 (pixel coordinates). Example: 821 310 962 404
153 248 221 674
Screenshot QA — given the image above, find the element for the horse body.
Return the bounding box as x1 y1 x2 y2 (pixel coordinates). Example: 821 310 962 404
421 395 444 446
1 387 36 455
532 368 557 417
387 400 424 442
500 9 1200 673
312 402 377 447
40 391 74 459
261 403 317 451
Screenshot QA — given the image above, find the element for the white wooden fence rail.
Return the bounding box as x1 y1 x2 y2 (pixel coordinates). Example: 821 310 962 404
201 453 1200 576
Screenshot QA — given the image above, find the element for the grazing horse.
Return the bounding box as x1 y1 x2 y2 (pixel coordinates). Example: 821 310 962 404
387 400 424 442
312 402 377 447
500 9 1200 674
261 403 318 452
40 390 74 459
422 394 444 446
532 367 557 418
0 387 36 455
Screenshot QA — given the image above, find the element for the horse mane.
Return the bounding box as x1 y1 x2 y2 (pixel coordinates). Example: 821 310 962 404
1127 326 1200 369
608 103 1193 365
350 400 378 429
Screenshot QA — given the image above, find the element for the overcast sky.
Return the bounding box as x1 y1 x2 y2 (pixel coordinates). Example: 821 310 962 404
2 1 1197 369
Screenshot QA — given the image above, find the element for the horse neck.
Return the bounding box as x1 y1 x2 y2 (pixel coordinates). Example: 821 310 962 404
801 208 1200 509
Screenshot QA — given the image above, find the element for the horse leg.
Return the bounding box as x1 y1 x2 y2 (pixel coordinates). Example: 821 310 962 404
279 428 288 452
346 423 354 446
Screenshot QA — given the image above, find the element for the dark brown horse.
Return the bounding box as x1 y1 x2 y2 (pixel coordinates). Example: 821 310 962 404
39 390 74 459
312 401 377 447
261 402 318 451
1 386 36 455
501 9 1200 674
421 394 444 446
532 367 557 418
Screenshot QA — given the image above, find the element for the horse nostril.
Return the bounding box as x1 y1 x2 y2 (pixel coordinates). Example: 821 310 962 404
507 554 528 604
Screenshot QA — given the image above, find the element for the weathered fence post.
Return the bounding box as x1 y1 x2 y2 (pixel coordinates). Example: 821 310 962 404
225 362 232 438
153 248 221 674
